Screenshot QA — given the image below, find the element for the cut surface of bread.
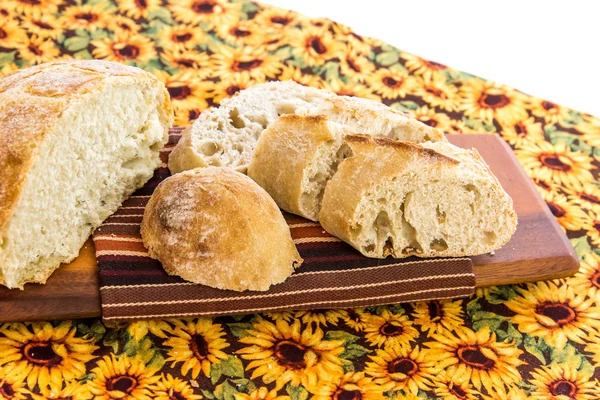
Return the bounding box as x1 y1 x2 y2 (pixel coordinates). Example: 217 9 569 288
141 167 302 291
319 135 518 258
0 60 173 289
168 80 447 174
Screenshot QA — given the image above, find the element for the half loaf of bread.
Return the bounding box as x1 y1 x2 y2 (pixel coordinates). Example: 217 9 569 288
168 80 447 174
0 60 173 289
319 135 518 258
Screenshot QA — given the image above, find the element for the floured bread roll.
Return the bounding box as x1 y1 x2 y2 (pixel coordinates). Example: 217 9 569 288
319 135 518 258
141 167 302 291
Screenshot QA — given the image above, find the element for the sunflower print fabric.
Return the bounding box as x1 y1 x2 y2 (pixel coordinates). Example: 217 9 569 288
1 0 600 398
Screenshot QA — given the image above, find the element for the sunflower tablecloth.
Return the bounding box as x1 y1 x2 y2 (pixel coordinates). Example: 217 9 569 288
2 0 600 399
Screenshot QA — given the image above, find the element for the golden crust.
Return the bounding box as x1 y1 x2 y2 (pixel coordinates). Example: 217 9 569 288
141 167 302 291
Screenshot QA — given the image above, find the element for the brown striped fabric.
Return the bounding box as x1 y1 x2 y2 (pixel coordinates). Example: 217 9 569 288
93 127 475 322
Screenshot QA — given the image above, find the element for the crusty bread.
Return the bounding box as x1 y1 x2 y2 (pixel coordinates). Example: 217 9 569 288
141 167 302 291
168 80 446 174
248 115 350 221
319 135 517 258
0 60 173 289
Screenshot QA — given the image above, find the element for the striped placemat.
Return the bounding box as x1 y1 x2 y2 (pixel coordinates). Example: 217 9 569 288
93 127 475 322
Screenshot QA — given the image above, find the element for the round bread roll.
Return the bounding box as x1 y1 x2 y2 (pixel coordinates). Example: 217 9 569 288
141 167 302 291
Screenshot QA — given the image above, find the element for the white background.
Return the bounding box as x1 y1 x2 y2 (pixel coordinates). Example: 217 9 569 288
266 0 600 117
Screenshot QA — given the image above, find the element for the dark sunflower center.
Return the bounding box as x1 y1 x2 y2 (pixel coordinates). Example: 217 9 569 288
346 57 361 72
308 37 327 54
177 58 196 68
274 341 306 369
481 93 510 108
118 23 131 30
192 1 215 14
0 29 6 39
226 85 242 96
550 380 577 397
0 382 14 398
379 322 403 336
427 301 443 320
334 389 362 400
271 16 291 25
450 386 468 399
188 109 200 120
28 45 43 56
382 76 402 88
0 9 8 16
174 33 192 42
168 85 191 100
580 193 600 204
514 122 527 136
388 358 418 376
33 20 54 30
117 45 140 58
540 155 571 171
542 101 556 111
190 334 209 360
425 86 445 98
76 13 98 22
106 376 137 393
136 0 148 8
536 302 576 326
546 202 566 218
23 342 63 367
171 391 187 400
232 59 262 71
232 28 251 37
457 346 495 370
346 310 360 322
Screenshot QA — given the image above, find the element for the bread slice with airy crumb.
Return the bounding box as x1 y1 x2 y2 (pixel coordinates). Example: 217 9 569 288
0 60 173 289
318 135 518 258
168 80 447 174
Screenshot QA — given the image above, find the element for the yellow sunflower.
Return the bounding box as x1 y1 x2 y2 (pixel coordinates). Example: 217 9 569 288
289 28 344 67
412 299 464 337
506 281 600 348
0 3 15 19
210 45 283 82
425 326 524 395
107 15 141 36
367 67 416 99
20 12 61 40
430 369 481 400
154 373 202 400
278 65 324 89
88 354 159 400
92 33 157 64
339 47 375 82
167 0 241 28
411 72 459 112
566 182 600 211
0 321 97 390
0 18 26 49
340 308 369 332
126 320 172 342
162 318 229 379
234 386 290 400
330 23 374 55
253 7 300 31
459 79 528 123
499 116 544 147
12 0 62 15
174 107 202 126
30 380 92 400
0 63 19 77
216 19 270 48
153 69 210 117
531 175 556 197
294 310 347 327
157 24 206 52
308 372 384 400
528 363 599 400
321 78 381 101
61 4 108 31
583 334 600 364
588 207 600 246
529 97 572 125
567 251 600 303
363 309 419 348
482 385 529 400
576 115 600 147
515 140 595 189
0 365 29 400
210 71 253 105
263 311 295 323
541 190 592 232
400 51 450 80
408 105 453 132
161 49 211 76
118 0 161 20
364 343 436 394
236 318 345 390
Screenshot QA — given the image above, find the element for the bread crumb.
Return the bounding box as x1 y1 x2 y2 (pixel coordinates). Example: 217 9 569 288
490 251 495 255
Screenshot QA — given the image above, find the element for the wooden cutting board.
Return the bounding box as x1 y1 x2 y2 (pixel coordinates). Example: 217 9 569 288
0 134 579 322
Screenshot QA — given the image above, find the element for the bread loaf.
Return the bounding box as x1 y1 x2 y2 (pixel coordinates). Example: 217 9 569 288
141 167 302 291
168 80 446 174
0 60 173 289
318 135 517 258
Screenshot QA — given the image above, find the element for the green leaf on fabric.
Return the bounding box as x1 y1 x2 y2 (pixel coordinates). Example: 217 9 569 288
147 7 174 23
524 335 547 365
147 351 165 370
461 117 496 133
286 384 309 400
219 356 245 379
341 343 370 359
74 28 91 39
228 322 254 339
466 298 481 316
90 29 109 40
387 304 405 315
214 380 240 400
210 361 223 385
496 323 523 346
73 49 93 59
55 33 66 44
230 378 256 394
241 1 259 13
562 111 585 127
102 330 120 354
274 46 293 61
551 343 589 371
124 336 155 364
390 101 419 112
471 311 507 332
593 146 600 161
485 285 518 304
288 56 308 69
137 58 164 72
64 36 89 52
375 51 400 67
571 236 592 258
341 358 355 373
547 129 591 155
0 51 16 65
325 330 359 344
202 390 216 399
321 61 340 81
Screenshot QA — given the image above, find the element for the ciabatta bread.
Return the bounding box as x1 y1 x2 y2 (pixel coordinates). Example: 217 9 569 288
319 135 517 258
141 167 302 291
168 80 446 174
0 60 173 289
